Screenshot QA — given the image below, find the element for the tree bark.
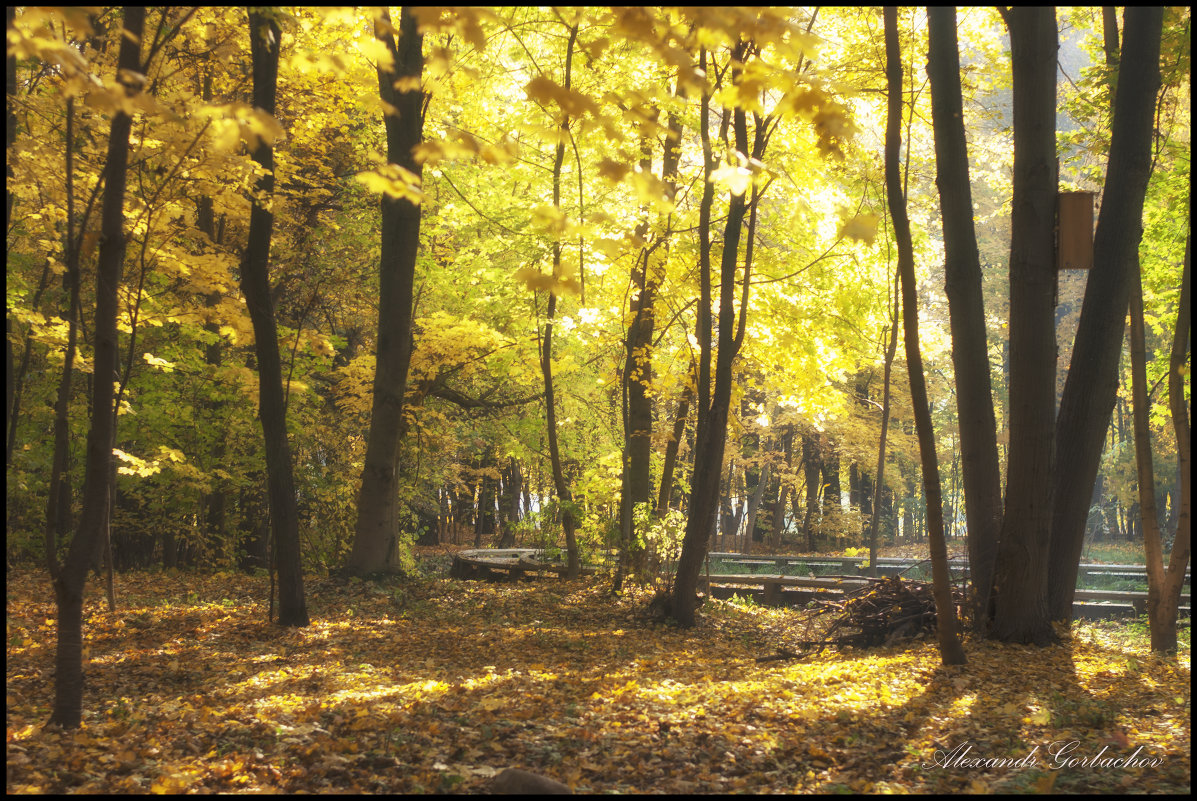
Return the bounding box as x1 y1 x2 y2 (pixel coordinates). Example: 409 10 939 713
670 43 757 625
348 7 425 575
868 278 899 577
541 23 581 579
884 6 965 665
927 5 1004 634
656 377 693 514
1140 219 1190 652
990 7 1057 646
822 446 841 527
743 461 770 554
50 6 145 729
620 83 685 583
802 433 821 551
1047 6 1163 621
197 61 229 561
45 96 85 578
6 6 17 455
241 9 308 626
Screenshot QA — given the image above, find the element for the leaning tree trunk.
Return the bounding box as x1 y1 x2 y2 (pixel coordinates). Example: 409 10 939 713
1046 6 1163 621
990 7 1057 646
241 9 308 626
927 5 1004 634
348 7 425 576
883 6 965 665
50 6 145 729
656 376 693 514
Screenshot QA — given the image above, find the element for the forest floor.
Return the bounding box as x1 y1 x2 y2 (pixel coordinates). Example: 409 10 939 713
5 552 1191 794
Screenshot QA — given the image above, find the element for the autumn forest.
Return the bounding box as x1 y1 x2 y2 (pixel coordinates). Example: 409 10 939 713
5 6 1192 794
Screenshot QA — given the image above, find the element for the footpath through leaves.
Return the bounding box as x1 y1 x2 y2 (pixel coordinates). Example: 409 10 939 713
5 561 1191 794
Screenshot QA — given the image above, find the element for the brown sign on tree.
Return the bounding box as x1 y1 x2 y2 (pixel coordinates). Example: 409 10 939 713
1057 191 1095 270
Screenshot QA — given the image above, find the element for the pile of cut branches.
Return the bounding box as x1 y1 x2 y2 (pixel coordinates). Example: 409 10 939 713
781 576 966 659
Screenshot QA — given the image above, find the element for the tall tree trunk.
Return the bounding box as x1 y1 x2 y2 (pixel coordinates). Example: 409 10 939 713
670 43 758 625
927 5 1004 633
50 6 144 729
241 9 308 626
348 7 425 575
46 96 84 577
884 6 965 665
991 7 1057 646
866 287 895 574
620 83 685 584
1046 6 1163 620
619 136 656 583
6 6 17 456
196 60 229 561
541 23 581 579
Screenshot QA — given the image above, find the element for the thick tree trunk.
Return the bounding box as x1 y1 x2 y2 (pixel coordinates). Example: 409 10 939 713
991 7 1057 646
1047 6 1164 621
884 6 965 665
927 5 1004 633
50 7 144 729
349 7 425 575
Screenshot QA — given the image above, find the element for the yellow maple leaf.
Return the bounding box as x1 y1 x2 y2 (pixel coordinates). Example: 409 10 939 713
838 213 878 246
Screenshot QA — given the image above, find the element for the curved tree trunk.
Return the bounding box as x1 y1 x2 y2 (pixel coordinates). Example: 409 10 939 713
242 8 308 625
50 6 145 729
883 6 965 665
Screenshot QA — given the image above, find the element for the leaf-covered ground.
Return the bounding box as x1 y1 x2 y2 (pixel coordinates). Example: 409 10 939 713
5 556 1190 794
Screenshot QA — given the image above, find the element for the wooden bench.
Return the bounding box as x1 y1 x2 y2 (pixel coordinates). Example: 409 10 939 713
700 574 1191 618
